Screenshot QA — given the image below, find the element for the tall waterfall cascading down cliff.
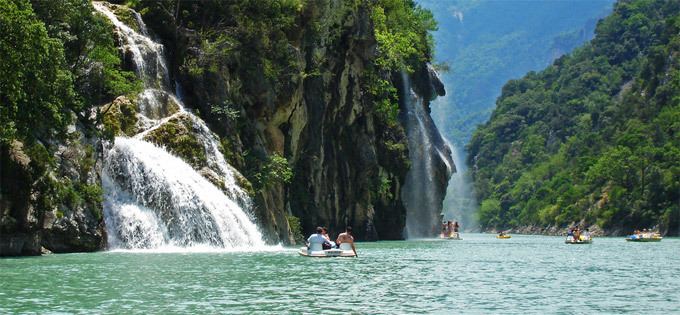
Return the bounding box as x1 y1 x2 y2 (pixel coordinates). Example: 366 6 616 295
428 92 479 231
442 144 479 230
94 2 265 250
401 72 454 238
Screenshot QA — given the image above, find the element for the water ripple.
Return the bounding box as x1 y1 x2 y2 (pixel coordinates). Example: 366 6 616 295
1 234 679 313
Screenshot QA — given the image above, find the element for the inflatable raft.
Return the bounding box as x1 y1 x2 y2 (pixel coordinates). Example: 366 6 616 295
298 242 356 257
440 232 462 240
565 236 592 244
626 235 662 242
496 235 511 239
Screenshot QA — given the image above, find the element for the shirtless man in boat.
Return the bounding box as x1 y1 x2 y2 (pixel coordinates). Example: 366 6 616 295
336 226 358 257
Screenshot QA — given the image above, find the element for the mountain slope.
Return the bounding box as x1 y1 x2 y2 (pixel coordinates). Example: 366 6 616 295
468 0 680 235
418 0 614 146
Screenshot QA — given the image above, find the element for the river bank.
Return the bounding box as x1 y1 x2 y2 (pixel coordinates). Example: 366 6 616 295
487 224 672 237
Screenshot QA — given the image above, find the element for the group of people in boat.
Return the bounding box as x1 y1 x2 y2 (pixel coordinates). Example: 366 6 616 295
306 226 357 255
440 220 460 238
629 229 661 240
566 226 591 242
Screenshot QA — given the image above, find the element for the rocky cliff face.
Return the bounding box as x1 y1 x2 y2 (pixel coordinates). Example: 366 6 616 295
138 0 452 241
0 125 105 256
0 0 452 255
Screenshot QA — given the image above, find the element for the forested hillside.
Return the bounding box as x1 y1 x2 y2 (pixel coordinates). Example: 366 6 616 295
468 0 680 235
418 0 613 146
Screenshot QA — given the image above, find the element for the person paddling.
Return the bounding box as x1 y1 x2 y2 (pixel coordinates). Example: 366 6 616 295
336 226 358 257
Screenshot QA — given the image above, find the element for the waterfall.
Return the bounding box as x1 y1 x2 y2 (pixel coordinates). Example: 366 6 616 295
94 2 266 250
401 72 454 238
103 138 263 248
429 89 479 232
441 144 479 231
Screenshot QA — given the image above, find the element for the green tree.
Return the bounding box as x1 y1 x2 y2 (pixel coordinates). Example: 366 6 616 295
0 0 76 143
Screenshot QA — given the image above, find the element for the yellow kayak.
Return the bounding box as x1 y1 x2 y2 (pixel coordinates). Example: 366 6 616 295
496 235 511 239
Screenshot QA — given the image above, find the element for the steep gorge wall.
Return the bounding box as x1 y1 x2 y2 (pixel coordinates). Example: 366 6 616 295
467 0 680 235
136 0 451 241
0 0 452 256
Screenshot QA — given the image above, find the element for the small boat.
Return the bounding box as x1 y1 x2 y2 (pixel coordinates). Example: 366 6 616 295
626 234 662 242
440 232 462 240
298 243 356 257
497 234 511 239
565 236 592 244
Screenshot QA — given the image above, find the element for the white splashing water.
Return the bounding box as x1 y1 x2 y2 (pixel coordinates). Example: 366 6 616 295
442 142 479 231
429 83 479 232
94 2 266 250
135 112 252 206
93 2 169 89
401 72 453 238
103 138 264 249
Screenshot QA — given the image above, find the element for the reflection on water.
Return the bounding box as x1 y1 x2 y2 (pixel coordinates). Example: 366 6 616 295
1 234 679 313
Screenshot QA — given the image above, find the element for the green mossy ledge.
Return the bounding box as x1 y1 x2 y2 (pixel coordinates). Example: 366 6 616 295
110 4 141 33
141 113 255 198
102 96 139 138
143 114 208 170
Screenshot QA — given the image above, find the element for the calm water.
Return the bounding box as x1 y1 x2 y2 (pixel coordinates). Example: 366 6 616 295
1 234 678 314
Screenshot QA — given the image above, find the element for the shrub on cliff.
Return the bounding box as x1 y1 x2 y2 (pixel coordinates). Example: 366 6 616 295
372 0 436 73
0 0 75 143
367 0 436 126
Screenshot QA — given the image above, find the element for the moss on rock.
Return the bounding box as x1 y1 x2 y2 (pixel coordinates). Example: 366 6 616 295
110 4 141 33
102 96 138 138
143 114 208 170
234 172 255 198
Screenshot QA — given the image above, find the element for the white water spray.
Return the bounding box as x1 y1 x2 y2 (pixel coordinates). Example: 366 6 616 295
442 143 479 231
94 2 265 250
103 138 264 249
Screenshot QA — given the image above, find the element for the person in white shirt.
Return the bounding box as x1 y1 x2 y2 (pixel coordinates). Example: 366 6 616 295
307 227 330 250
582 229 591 241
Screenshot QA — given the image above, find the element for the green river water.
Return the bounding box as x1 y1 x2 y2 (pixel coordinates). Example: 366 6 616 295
1 234 678 314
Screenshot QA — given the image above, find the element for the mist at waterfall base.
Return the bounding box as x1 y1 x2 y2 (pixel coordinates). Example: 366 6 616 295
445 142 479 232
93 2 269 252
